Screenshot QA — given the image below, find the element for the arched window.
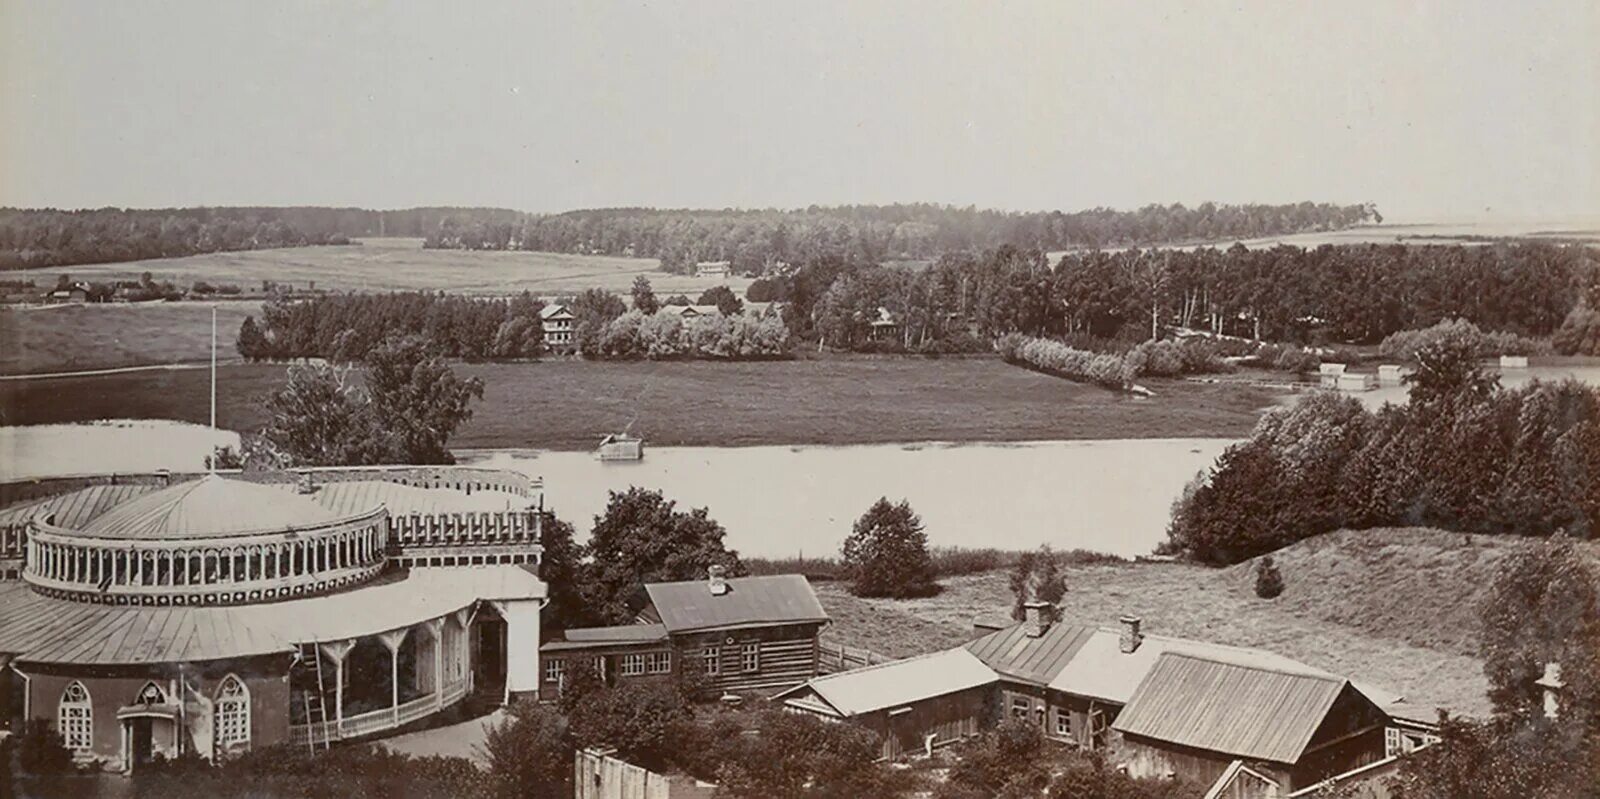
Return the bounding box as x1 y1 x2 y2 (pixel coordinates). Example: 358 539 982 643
58 681 93 754
214 675 251 754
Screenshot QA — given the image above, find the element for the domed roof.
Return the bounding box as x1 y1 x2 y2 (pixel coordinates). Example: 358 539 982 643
77 475 347 540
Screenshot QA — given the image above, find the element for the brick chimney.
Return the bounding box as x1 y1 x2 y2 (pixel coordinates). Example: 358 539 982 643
1023 600 1054 638
1119 615 1144 653
1536 662 1565 720
708 565 729 596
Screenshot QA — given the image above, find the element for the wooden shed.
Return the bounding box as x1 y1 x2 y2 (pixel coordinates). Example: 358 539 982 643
775 648 998 760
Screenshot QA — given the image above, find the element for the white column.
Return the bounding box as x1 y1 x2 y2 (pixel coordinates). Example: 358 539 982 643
317 640 356 734
377 629 409 725
490 599 544 701
425 618 445 708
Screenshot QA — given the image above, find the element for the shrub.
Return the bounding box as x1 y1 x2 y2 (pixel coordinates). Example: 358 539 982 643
15 718 73 775
482 700 572 798
1254 555 1285 599
1272 345 1322 374
1553 305 1600 355
1379 318 1548 361
841 497 940 598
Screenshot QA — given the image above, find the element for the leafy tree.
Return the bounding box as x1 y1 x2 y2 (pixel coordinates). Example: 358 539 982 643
538 511 591 634
363 335 484 464
1479 537 1600 728
255 362 385 466
630 275 660 315
236 316 271 360
481 700 573 799
1405 334 1499 408
570 288 628 357
584 487 743 623
1254 555 1285 599
841 497 938 598
561 679 693 770
697 285 744 316
1008 545 1066 620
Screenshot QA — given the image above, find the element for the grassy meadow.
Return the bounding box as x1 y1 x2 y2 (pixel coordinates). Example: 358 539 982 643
816 528 1600 719
19 237 746 296
0 357 1276 446
0 301 261 375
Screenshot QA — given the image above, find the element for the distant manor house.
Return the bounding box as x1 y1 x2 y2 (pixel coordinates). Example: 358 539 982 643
0 466 549 773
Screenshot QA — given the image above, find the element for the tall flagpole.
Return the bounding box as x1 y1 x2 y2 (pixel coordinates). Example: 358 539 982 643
210 306 217 431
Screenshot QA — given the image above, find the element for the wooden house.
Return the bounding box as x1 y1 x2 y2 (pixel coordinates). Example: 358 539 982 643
775 648 997 760
539 304 576 351
540 569 828 698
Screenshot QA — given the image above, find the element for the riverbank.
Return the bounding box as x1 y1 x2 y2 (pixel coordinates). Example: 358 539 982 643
0 358 1278 447
815 526 1584 719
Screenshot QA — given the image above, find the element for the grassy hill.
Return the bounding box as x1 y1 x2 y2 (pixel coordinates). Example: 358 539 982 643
816 528 1600 719
0 302 261 375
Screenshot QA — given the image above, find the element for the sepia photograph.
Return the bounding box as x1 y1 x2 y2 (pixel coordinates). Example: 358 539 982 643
0 2 1596 797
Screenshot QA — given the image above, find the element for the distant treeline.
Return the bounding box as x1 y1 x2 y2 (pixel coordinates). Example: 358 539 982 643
768 241 1595 352
238 292 546 362
0 206 524 270
420 202 1383 273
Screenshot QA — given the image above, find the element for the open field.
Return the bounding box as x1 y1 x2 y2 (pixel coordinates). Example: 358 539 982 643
14 237 746 296
816 528 1600 718
0 357 1276 447
0 301 260 375
1046 216 1600 260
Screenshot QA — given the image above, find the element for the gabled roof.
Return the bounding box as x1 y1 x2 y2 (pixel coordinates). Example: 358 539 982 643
539 304 572 319
541 624 669 652
79 475 348 540
963 621 1097 686
1047 627 1348 705
774 648 998 717
1110 652 1356 764
642 574 827 635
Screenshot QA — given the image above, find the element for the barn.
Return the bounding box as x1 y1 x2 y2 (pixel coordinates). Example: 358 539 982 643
774 648 997 759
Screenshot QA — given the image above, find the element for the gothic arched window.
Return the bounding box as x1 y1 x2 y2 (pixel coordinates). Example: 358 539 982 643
214 675 251 754
58 681 93 754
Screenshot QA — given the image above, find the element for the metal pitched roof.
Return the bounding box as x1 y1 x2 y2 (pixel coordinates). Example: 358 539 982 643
1110 652 1349 764
541 624 670 652
0 483 159 529
79 475 345 540
775 648 998 717
642 574 827 634
963 621 1097 686
295 480 529 517
0 566 545 666
1047 628 1352 705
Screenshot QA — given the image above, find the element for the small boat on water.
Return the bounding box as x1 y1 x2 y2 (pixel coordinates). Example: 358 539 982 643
597 433 645 462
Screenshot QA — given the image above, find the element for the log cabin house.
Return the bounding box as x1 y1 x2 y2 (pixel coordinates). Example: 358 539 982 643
779 600 1432 794
539 568 828 699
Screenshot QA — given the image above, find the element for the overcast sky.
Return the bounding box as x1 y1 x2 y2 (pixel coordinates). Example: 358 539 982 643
1 1 1595 221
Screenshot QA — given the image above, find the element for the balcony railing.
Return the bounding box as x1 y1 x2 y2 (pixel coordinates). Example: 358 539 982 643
289 679 470 748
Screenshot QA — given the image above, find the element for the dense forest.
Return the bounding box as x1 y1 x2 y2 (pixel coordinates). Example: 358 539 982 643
238 292 547 362
1165 342 1600 565
0 206 521 270
420 202 1383 272
777 241 1596 351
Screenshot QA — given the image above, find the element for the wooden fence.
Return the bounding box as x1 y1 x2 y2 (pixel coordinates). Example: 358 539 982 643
817 641 894 674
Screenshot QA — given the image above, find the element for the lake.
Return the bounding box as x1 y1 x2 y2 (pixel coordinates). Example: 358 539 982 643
463 438 1233 559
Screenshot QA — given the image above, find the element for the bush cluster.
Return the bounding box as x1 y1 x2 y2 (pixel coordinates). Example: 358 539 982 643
998 333 1232 389
1378 318 1548 361
597 309 791 359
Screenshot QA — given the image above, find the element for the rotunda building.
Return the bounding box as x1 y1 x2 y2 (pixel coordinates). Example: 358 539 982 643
0 466 548 773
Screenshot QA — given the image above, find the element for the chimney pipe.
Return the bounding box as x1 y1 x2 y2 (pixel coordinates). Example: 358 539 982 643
1023 601 1054 638
1119 615 1143 653
297 472 316 495
1536 662 1565 720
708 565 729 596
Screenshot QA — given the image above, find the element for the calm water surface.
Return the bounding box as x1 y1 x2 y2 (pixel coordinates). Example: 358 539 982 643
1309 364 1600 410
466 438 1232 559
